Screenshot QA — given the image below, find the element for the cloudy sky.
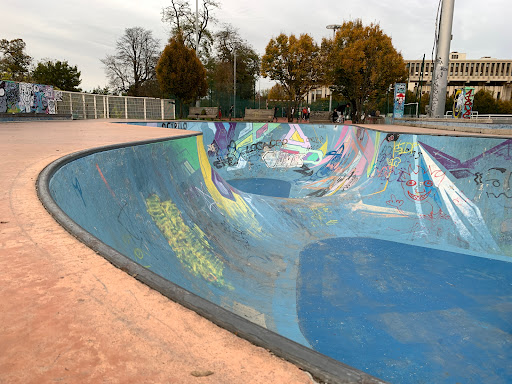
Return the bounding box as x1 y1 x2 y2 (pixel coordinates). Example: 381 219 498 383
3 0 511 91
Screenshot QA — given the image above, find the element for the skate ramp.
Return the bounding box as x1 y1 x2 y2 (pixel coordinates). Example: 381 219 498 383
40 122 512 384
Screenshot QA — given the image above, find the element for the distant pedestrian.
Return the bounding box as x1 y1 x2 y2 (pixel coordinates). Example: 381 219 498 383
332 109 338 123
307 106 311 121
273 106 278 122
229 105 234 120
217 106 222 120
344 104 351 120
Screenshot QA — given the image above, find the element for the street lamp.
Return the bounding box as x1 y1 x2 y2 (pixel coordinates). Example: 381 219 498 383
326 24 342 39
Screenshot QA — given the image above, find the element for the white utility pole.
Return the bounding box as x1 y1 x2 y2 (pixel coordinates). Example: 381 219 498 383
429 0 455 118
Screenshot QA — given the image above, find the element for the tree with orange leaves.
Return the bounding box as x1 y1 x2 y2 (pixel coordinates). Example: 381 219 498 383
323 20 407 123
261 33 323 122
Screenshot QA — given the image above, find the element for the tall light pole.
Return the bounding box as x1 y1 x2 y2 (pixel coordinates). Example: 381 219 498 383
195 0 200 108
429 0 455 117
326 24 342 39
326 24 341 112
233 48 237 119
195 0 199 50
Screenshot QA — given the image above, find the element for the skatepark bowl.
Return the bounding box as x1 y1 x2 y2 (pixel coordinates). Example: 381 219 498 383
37 121 512 384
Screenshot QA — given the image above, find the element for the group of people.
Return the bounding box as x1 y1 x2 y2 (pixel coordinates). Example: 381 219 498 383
217 105 235 120
216 104 351 123
332 104 351 123
272 105 311 123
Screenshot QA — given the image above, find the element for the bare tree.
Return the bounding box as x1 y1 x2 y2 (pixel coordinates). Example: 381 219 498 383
161 0 219 61
101 27 160 96
210 23 260 100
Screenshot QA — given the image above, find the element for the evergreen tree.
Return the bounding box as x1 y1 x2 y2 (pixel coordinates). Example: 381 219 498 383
156 33 207 117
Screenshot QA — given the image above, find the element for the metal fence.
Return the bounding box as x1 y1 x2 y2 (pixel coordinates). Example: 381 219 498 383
57 91 175 120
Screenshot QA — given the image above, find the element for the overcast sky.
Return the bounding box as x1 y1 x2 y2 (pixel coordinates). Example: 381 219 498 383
3 0 511 91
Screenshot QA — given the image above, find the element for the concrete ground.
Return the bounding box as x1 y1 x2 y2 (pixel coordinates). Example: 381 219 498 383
0 119 506 384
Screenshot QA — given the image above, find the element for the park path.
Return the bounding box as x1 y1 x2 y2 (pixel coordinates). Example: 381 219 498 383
0 120 313 384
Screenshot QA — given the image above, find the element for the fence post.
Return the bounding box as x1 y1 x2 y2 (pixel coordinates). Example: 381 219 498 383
82 94 86 119
161 99 164 120
106 96 109 118
144 98 147 120
94 95 97 119
103 96 106 118
125 97 128 119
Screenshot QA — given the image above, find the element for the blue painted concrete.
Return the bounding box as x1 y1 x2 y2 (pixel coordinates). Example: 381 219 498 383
298 237 512 383
50 122 512 383
227 178 292 198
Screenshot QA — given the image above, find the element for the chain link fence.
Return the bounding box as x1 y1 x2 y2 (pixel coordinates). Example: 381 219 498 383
57 91 175 120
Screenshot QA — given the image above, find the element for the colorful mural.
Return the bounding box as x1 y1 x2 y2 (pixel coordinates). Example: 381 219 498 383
393 82 406 118
49 122 512 383
453 87 475 119
0 80 62 114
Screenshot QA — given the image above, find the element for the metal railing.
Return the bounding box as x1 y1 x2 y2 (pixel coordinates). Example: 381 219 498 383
57 91 175 120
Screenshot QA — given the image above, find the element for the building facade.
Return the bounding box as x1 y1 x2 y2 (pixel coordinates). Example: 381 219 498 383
406 52 512 101
304 52 512 104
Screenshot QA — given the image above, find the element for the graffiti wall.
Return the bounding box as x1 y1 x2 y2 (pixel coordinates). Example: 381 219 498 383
50 122 512 383
0 80 62 114
453 87 475 118
393 82 406 118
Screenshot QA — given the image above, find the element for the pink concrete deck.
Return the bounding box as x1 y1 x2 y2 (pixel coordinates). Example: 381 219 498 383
0 120 313 384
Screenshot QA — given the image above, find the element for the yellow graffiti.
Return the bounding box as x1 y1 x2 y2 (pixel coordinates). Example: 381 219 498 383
310 205 333 227
387 157 402 167
318 138 328 157
393 141 419 156
146 194 228 287
367 131 381 178
370 139 411 196
196 136 262 238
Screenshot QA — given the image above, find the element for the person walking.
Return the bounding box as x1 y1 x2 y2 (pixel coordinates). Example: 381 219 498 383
229 105 234 121
273 106 278 122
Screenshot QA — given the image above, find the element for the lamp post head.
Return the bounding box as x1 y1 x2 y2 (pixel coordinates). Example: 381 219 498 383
326 24 342 39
